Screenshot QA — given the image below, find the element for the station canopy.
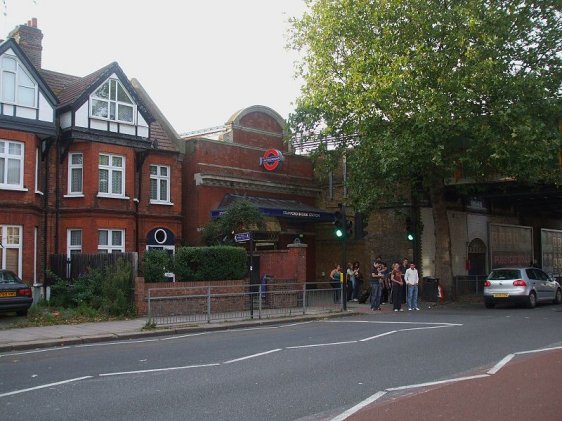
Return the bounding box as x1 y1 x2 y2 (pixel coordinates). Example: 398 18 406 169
211 194 335 222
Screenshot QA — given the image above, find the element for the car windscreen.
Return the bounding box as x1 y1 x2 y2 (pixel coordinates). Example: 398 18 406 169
488 269 521 280
0 271 20 284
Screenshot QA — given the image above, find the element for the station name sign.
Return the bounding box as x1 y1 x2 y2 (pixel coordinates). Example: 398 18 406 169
259 149 284 171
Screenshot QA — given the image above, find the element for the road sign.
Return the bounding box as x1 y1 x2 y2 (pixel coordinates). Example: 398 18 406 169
234 232 252 243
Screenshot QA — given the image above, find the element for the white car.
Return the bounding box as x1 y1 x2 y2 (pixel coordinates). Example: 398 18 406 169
484 267 562 309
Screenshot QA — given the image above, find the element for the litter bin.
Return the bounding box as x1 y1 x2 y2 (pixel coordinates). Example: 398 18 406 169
422 276 439 302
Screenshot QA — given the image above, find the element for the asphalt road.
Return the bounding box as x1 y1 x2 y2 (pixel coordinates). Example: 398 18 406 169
1 304 561 420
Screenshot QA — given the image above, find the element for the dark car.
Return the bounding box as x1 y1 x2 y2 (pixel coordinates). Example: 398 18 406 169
0 270 33 316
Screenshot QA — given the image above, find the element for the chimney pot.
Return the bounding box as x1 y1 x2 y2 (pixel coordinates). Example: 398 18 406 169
32 18 38 28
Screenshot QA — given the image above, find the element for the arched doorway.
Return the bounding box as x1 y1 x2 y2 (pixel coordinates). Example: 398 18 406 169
467 238 487 276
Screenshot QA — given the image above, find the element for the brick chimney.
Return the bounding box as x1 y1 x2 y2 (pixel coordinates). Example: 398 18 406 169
8 18 43 70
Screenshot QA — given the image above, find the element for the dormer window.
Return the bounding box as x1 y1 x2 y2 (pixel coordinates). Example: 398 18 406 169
1 55 37 107
90 78 135 123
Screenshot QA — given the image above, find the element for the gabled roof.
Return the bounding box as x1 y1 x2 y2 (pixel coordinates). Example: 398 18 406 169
131 78 181 153
0 38 58 106
53 61 155 125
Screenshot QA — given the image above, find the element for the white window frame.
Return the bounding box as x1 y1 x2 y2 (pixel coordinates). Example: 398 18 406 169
0 55 38 108
0 225 22 277
149 164 172 204
35 146 43 194
67 229 82 257
90 77 136 124
67 153 84 196
98 153 126 198
98 229 125 253
0 139 25 190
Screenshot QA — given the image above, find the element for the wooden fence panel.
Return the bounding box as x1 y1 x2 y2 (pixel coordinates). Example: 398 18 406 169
49 253 138 283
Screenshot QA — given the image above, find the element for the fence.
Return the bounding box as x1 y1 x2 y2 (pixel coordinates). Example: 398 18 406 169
147 281 342 326
49 252 138 282
453 275 487 298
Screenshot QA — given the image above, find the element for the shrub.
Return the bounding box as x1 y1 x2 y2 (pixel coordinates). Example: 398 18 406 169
174 246 247 281
48 258 134 317
142 249 172 282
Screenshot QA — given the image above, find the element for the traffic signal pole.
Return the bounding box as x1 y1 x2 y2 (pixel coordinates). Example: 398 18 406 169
333 203 353 310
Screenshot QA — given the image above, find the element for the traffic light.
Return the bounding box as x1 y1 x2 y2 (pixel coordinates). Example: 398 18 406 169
406 217 414 241
333 204 346 239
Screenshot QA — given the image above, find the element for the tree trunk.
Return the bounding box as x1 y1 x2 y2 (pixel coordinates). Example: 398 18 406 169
429 179 454 299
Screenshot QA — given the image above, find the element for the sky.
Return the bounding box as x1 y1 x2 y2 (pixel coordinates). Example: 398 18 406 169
0 0 307 134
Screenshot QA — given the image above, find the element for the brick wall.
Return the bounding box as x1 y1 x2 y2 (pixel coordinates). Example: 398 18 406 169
134 278 248 316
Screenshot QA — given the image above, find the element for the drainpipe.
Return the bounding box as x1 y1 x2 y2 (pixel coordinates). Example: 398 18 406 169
54 119 61 255
42 138 50 297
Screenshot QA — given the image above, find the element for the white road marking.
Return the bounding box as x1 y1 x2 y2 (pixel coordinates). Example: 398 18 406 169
386 374 490 391
359 331 397 342
515 345 562 355
286 341 357 349
160 332 207 340
325 320 463 326
330 391 388 421
0 347 68 358
0 376 93 398
333 345 562 420
399 325 453 332
99 363 220 377
223 348 282 364
77 338 162 347
487 354 515 375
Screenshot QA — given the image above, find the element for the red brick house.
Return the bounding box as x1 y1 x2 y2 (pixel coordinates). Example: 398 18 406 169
0 19 182 284
181 105 331 282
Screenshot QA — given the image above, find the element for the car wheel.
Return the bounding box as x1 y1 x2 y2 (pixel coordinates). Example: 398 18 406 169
553 288 562 305
485 301 495 309
527 291 537 309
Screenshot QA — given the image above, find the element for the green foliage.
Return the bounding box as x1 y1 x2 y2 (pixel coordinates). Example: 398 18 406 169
173 246 247 281
142 249 172 282
201 199 265 245
290 0 562 211
48 258 134 317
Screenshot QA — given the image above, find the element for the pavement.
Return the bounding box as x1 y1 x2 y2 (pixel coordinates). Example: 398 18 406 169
0 301 373 353
1 300 560 421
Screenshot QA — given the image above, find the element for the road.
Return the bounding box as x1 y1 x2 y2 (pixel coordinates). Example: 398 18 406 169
1 304 561 420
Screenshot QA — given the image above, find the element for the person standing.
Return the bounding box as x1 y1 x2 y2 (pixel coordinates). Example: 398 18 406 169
380 262 390 304
391 262 404 311
329 264 342 303
346 262 355 301
352 261 362 301
400 258 409 304
370 261 383 311
405 262 420 310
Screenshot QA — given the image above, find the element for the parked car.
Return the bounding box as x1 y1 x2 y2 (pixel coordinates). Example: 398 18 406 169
0 270 33 316
484 267 562 309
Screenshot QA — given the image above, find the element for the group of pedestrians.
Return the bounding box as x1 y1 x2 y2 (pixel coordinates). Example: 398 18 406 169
370 257 420 312
328 261 363 303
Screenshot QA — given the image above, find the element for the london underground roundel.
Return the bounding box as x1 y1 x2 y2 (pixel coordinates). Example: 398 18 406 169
260 148 284 171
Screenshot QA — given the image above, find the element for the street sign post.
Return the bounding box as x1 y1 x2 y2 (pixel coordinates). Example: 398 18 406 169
234 232 252 243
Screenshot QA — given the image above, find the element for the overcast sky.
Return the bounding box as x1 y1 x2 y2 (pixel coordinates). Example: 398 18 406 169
1 0 306 134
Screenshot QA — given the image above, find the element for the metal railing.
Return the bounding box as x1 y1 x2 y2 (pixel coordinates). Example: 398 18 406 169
453 275 487 297
147 282 342 326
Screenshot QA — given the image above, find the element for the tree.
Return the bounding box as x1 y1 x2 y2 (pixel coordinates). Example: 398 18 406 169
201 199 265 245
289 0 562 291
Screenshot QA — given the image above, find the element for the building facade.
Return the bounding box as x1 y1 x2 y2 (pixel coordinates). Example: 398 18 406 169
181 105 331 282
0 19 182 284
